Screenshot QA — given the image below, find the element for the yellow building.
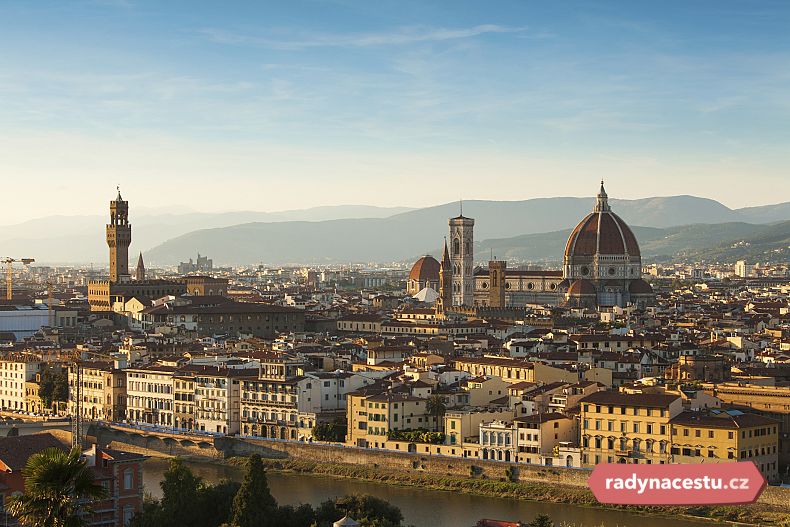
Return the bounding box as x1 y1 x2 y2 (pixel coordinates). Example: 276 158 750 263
670 410 780 483
701 382 790 468
580 391 683 466
514 412 579 465
346 389 432 448
453 357 578 384
444 407 515 446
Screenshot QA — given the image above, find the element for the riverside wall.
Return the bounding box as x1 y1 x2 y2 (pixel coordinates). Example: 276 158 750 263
89 424 790 508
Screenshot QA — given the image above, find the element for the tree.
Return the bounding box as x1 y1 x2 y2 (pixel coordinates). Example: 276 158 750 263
38 370 56 408
130 462 238 527
425 395 447 432
528 514 554 527
314 495 404 527
312 419 347 442
229 454 278 527
159 457 205 527
7 447 107 527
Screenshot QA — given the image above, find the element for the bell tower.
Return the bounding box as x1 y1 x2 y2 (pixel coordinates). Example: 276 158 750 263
449 205 474 307
106 187 132 283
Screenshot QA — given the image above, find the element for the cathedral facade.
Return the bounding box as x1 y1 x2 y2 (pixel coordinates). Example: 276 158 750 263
425 182 654 312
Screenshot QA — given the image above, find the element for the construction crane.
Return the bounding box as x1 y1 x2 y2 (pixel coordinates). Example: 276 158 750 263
70 349 121 449
2 257 35 300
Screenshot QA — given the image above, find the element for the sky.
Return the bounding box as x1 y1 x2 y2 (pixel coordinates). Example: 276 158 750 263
1 0 789 224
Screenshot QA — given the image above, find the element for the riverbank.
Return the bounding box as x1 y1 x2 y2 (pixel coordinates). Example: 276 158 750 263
143 457 714 527
230 456 786 526
93 425 788 526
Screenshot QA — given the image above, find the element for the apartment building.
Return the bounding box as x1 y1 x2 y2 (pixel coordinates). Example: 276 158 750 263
580 391 684 466
346 383 434 449
514 412 578 465
0 357 41 412
240 357 371 441
173 373 196 430
701 382 790 467
184 365 256 435
125 365 177 427
68 361 127 422
670 410 780 483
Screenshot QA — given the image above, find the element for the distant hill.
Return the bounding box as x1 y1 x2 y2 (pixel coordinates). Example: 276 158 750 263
477 222 790 264
0 205 413 264
144 197 790 266
4 195 790 265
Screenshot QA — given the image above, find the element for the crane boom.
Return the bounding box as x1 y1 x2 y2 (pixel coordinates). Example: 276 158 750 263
3 257 36 300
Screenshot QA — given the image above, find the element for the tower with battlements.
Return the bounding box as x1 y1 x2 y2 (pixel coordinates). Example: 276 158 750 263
106 188 131 283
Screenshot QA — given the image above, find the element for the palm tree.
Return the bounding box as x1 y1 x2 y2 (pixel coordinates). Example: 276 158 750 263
425 394 447 432
8 447 107 527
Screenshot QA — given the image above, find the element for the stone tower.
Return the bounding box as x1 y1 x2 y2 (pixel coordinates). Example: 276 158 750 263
449 209 474 306
437 238 452 313
106 187 131 283
135 252 146 281
488 259 507 308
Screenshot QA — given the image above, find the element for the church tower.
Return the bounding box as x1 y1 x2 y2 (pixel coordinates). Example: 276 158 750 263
106 187 132 283
488 259 506 308
135 252 146 281
437 238 452 314
449 208 474 306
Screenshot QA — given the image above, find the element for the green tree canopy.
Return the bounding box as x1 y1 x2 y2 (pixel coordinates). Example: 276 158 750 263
229 454 278 527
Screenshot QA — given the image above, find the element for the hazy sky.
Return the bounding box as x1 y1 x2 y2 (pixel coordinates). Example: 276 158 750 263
1 0 789 224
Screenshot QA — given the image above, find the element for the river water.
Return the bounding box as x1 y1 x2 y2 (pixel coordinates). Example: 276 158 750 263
142 458 710 527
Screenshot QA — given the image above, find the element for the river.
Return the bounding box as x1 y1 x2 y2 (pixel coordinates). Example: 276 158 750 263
142 458 710 527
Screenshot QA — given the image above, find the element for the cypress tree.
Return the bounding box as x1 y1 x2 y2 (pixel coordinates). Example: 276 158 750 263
230 454 278 527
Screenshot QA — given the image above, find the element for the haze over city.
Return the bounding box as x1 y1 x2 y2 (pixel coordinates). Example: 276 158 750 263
1 0 790 224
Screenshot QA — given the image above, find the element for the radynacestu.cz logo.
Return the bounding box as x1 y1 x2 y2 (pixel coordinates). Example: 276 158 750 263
588 462 767 505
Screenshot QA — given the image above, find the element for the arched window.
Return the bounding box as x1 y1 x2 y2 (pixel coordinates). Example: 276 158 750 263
453 238 460 256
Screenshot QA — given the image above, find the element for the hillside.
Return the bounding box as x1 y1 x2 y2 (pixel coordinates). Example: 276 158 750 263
5 195 790 264
477 222 789 264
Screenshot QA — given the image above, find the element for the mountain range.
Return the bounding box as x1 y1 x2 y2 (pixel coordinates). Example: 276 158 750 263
2 196 789 266
478 221 790 264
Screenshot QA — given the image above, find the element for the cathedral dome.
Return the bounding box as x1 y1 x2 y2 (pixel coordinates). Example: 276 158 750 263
629 278 654 295
409 256 440 282
567 279 597 296
564 187 641 260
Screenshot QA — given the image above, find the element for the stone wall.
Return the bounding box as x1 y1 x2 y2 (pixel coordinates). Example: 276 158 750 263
91 424 790 507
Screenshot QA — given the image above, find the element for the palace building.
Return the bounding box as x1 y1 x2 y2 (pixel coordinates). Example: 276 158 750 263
88 190 188 312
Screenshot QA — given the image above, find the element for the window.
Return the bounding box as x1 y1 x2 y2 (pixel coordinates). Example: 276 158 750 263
123 469 134 490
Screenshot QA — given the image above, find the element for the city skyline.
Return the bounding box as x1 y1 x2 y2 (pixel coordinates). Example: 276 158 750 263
1 0 789 223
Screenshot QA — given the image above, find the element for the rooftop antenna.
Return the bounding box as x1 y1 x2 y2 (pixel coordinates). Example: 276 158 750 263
460 198 463 217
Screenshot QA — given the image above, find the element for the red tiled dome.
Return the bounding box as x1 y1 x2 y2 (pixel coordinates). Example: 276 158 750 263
564 211 640 259
564 183 640 260
567 279 597 296
629 279 654 295
409 256 440 282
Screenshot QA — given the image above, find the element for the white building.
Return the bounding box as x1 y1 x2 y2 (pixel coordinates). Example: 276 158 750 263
187 366 256 435
735 260 752 278
125 365 177 427
0 358 41 411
